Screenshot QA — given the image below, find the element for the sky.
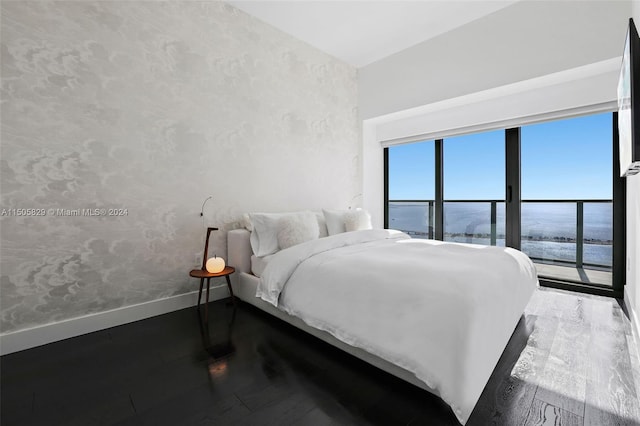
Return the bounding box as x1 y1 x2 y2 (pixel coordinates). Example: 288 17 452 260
388 112 613 200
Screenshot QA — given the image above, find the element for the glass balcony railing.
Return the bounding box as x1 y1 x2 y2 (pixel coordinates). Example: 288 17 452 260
443 201 505 247
388 201 434 239
522 200 612 270
387 199 613 271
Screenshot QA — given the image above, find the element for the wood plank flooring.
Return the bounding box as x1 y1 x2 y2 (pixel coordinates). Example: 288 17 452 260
1 287 639 425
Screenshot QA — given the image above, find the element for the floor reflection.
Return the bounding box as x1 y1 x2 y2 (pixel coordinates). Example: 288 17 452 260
197 302 236 382
252 316 459 425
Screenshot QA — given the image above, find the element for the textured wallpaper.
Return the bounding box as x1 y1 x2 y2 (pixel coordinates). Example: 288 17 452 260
0 1 359 334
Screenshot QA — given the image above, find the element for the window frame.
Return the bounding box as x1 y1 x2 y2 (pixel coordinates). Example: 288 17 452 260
384 112 626 298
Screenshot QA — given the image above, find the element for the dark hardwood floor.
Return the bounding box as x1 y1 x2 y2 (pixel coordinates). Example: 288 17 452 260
2 287 640 425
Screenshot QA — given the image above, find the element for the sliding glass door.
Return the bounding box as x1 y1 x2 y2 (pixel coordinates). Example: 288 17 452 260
386 141 435 238
443 130 505 246
520 113 613 286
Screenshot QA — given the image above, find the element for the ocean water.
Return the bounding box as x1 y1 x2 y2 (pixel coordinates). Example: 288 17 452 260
388 202 612 268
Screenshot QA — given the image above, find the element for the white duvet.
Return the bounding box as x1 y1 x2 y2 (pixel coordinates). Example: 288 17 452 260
256 229 538 424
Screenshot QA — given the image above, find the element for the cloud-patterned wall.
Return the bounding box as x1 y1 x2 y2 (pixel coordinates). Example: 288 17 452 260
0 1 359 334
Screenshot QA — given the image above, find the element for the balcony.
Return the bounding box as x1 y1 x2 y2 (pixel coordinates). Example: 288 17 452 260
387 199 613 287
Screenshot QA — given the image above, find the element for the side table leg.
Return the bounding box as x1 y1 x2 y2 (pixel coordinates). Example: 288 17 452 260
225 275 236 305
197 278 204 309
205 277 211 322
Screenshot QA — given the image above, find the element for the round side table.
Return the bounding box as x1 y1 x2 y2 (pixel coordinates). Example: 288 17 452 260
189 266 235 321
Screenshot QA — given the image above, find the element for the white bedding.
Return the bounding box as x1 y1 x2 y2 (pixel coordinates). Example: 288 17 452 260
250 254 272 278
256 229 537 424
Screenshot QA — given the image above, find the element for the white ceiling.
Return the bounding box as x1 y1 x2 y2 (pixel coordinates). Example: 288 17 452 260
227 1 519 67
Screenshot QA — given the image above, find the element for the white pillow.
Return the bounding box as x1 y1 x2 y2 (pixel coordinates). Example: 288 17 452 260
344 209 372 232
315 211 329 238
249 212 290 257
241 213 253 231
277 213 319 250
322 209 349 235
249 211 319 256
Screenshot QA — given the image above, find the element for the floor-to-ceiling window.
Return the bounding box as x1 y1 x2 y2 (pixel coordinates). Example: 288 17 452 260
384 112 624 295
443 130 505 246
386 140 435 238
521 114 613 286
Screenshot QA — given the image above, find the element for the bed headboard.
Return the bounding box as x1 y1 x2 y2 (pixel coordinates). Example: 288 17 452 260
228 229 251 274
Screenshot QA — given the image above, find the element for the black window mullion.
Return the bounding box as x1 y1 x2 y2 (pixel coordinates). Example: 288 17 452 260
505 128 521 250
613 112 627 292
435 139 444 240
383 147 389 228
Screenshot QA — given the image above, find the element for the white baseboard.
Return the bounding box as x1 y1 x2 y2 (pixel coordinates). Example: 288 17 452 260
0 285 230 356
624 290 640 360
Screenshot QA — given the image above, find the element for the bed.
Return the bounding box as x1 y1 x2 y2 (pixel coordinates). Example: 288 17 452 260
228 224 537 425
